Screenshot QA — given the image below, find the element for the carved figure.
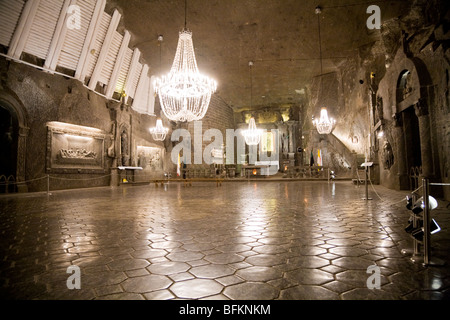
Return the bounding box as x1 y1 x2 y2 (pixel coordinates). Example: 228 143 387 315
382 141 394 170
402 72 413 100
121 130 129 166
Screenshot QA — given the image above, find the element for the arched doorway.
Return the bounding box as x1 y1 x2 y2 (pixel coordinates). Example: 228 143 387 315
0 104 19 192
0 90 29 193
401 105 422 189
393 53 435 191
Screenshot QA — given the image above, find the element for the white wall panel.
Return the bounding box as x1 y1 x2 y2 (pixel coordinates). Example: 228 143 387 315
23 0 65 60
0 0 25 47
57 0 96 70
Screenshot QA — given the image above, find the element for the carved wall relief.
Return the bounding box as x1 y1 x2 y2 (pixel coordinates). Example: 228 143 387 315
136 146 163 171
46 122 105 173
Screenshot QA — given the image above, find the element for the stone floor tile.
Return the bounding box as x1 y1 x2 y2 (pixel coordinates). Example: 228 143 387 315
166 251 204 262
204 253 244 264
94 284 123 297
130 249 167 259
332 256 375 270
322 280 355 294
95 292 145 300
320 264 346 274
107 258 149 271
121 275 172 293
214 275 245 287
235 266 283 282
143 289 176 300
147 261 190 275
252 244 289 254
190 264 235 279
335 269 386 288
279 285 339 300
245 254 288 267
1 181 449 300
170 279 223 299
289 246 328 256
200 293 230 300
286 256 330 269
341 288 400 300
284 268 334 286
124 268 149 278
168 272 195 282
215 244 252 253
329 247 368 257
223 282 279 300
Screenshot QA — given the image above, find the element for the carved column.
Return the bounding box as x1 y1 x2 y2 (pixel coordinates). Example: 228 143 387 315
287 122 294 153
393 113 408 189
16 126 29 192
414 98 433 178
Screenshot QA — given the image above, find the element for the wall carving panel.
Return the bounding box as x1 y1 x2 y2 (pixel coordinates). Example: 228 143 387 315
46 122 106 173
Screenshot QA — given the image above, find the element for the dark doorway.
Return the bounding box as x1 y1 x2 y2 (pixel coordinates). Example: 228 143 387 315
0 104 19 191
402 106 422 188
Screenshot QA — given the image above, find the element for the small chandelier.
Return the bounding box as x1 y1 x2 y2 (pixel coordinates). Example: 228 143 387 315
313 107 336 135
153 1 217 122
243 117 262 145
149 119 169 141
312 6 336 135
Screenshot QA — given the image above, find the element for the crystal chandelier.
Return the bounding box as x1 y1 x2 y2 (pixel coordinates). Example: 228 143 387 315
242 61 262 145
149 119 169 141
153 2 217 122
243 117 263 145
313 6 336 135
313 108 336 135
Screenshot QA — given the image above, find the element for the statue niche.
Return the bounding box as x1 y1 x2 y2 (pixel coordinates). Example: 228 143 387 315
397 70 414 102
382 140 394 170
120 128 130 166
374 96 383 124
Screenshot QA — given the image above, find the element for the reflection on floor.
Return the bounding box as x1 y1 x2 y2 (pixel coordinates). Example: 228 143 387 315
0 181 449 300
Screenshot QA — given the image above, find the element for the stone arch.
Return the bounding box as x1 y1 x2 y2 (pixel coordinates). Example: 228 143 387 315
390 49 435 189
0 89 29 192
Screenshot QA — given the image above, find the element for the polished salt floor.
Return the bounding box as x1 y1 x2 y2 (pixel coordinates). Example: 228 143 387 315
0 180 449 300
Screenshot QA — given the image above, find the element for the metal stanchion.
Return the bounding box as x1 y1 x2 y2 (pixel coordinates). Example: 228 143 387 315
47 175 50 196
402 191 421 261
361 162 372 200
423 178 431 265
422 178 445 267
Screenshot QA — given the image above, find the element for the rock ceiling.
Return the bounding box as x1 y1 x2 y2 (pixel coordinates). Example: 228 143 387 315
106 0 411 110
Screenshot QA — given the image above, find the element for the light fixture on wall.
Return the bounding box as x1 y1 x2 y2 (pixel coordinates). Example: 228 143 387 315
153 0 217 122
242 61 262 145
149 119 169 141
312 6 336 135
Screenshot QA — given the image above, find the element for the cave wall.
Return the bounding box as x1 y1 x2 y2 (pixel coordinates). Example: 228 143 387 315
0 59 167 191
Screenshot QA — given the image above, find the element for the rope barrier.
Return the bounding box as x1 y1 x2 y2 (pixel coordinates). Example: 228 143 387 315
0 176 48 185
0 173 114 186
48 174 112 181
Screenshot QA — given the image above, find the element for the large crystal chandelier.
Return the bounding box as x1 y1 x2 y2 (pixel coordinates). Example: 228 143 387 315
149 119 169 141
243 117 263 145
313 108 336 135
312 6 336 135
153 2 217 122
